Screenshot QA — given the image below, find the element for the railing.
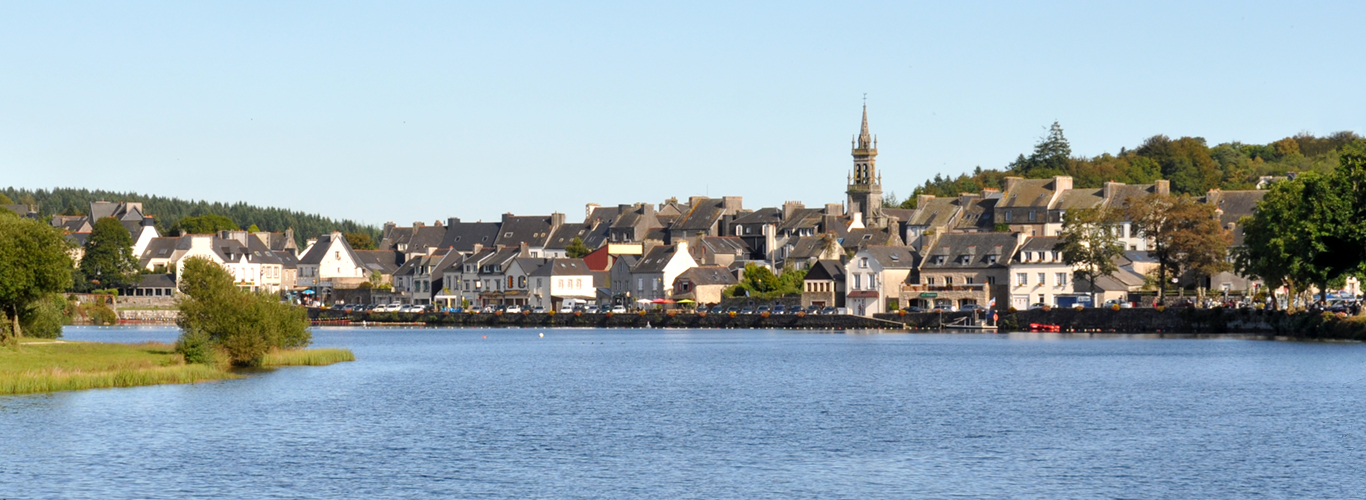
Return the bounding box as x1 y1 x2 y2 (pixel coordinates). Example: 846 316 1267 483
902 284 987 293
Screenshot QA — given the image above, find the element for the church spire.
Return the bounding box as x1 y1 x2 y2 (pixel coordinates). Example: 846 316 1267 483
857 102 872 150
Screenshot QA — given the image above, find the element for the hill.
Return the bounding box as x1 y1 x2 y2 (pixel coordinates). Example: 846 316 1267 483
0 187 378 246
889 124 1365 208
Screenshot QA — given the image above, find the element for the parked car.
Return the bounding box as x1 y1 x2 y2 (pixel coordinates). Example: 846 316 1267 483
771 304 786 315
611 305 627 314
725 306 740 314
806 305 821 314
960 304 985 313
711 305 726 313
740 306 755 314
756 305 770 315
505 305 523 314
820 306 837 315
585 305 600 313
532 306 546 313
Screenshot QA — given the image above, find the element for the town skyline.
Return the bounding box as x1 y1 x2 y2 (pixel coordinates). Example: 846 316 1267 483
4 2 1364 225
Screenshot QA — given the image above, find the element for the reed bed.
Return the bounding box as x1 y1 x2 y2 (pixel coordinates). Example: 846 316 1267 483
259 348 356 367
1 340 237 396
0 363 235 396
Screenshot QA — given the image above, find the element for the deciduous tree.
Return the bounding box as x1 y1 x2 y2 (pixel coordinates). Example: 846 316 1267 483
176 257 310 365
0 212 73 340
1056 206 1124 306
80 217 138 289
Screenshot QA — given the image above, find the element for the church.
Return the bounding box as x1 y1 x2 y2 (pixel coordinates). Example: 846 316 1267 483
846 103 890 229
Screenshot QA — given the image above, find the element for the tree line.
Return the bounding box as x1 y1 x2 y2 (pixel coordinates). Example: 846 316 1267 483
895 123 1365 207
0 187 379 247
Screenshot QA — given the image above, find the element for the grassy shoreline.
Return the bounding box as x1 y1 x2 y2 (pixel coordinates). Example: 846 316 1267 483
1 339 354 396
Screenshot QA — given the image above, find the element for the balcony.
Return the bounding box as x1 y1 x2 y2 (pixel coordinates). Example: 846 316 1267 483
902 284 987 293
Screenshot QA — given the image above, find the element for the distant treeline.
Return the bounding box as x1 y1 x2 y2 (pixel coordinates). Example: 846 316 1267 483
890 125 1366 207
0 187 379 246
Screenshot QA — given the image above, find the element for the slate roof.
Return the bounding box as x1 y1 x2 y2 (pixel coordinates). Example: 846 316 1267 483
529 258 592 277
776 208 826 234
494 215 556 248
1017 235 1062 254
999 179 1057 208
858 245 920 269
907 197 960 227
671 198 730 232
920 233 1022 269
675 266 737 286
136 274 177 289
244 237 285 266
881 208 915 223
843 226 898 249
139 237 180 267
2 204 34 217
631 245 682 274
1052 188 1104 210
52 216 91 233
353 250 401 275
298 233 364 266
784 235 829 261
1105 183 1163 210
545 223 591 251
1208 189 1267 246
478 246 522 273
952 196 998 231
804 260 846 281
697 236 748 256
731 207 782 228
439 222 502 253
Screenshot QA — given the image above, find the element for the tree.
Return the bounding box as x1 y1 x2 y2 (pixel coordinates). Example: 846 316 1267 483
174 214 238 235
80 217 139 290
565 237 591 258
1127 193 1178 299
1011 121 1072 176
1055 206 1124 306
1236 170 1354 308
176 257 311 365
0 212 73 341
0 193 12 205
1164 199 1231 301
345 232 376 250
247 224 260 232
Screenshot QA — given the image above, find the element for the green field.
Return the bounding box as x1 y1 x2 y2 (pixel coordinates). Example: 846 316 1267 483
0 339 353 396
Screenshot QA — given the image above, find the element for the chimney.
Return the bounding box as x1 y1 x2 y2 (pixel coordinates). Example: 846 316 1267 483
502 213 514 225
433 219 443 227
413 221 424 228
447 217 460 227
471 243 483 254
848 212 865 230
1052 176 1073 192
916 194 935 209
141 215 155 227
782 201 804 220
585 203 599 221
1103 181 1122 201
1155 179 1170 195
722 196 743 214
825 203 844 216
1004 177 1024 193
519 241 529 257
1016 232 1029 250
550 212 566 229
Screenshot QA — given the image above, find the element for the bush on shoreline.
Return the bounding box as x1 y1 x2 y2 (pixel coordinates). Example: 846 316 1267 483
176 257 312 366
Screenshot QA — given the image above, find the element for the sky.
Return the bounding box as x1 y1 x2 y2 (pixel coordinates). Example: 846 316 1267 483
3 1 1364 226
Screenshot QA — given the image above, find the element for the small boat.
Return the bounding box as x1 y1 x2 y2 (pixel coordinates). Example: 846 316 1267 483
1029 323 1061 333
942 316 998 331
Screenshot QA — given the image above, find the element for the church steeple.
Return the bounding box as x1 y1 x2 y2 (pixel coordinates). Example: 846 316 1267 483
847 99 884 225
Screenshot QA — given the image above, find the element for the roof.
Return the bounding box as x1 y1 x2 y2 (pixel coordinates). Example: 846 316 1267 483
804 260 846 281
1208 190 1267 226
1052 188 1104 211
843 226 898 249
1018 235 1061 253
529 258 592 277
731 207 782 227
298 233 363 267
675 266 737 286
1094 266 1145 291
631 244 681 274
353 250 401 275
777 208 826 233
494 215 557 248
545 223 591 250
439 222 502 253
671 198 730 232
1105 183 1163 210
857 245 919 269
920 232 1023 269
697 236 748 256
1000 178 1057 208
139 237 180 267
952 196 998 231
136 274 176 288
907 197 960 227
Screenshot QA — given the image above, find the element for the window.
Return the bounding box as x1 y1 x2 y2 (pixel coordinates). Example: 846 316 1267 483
853 274 861 289
986 276 996 285
335 251 340 260
537 278 542 288
651 279 657 291
934 256 946 265
926 277 935 285
508 276 515 288
576 279 583 289
1029 210 1036 222
987 255 998 264
860 258 868 268
557 279 564 289
745 227 752 234
1017 273 1028 285
519 276 527 288
945 277 954 286
965 277 974 284
1052 251 1060 261
1004 212 1011 222
637 278 643 291
1038 273 1046 285
1056 273 1068 286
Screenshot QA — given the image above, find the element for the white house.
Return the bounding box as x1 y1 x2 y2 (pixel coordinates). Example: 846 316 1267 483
529 258 596 310
1007 236 1084 308
844 245 919 317
628 241 697 301
296 231 368 289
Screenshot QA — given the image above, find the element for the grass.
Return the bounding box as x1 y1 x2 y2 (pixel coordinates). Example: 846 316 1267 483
0 340 238 396
1 339 355 396
259 348 356 366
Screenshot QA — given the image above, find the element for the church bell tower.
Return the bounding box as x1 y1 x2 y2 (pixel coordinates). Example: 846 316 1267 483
847 102 884 225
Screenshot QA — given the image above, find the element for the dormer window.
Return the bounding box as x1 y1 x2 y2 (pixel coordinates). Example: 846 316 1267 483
934 256 946 265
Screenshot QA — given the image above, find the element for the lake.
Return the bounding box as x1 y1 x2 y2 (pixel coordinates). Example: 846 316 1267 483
2 326 1364 499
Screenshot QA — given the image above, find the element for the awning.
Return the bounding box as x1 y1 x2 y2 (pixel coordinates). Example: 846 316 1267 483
635 299 653 304
848 291 879 298
652 299 675 304
675 299 696 304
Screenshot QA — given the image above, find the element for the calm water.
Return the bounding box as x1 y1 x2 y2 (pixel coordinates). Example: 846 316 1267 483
3 326 1365 499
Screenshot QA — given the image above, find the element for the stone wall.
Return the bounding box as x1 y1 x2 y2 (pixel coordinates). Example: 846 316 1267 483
312 309 902 329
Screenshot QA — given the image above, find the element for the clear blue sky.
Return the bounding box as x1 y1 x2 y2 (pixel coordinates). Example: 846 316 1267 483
3 1 1363 226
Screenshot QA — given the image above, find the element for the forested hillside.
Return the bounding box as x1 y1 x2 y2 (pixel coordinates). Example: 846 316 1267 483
0 187 379 246
890 124 1365 208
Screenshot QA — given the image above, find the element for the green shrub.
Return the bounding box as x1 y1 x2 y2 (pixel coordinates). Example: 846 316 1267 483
174 329 218 365
175 257 311 366
82 302 118 325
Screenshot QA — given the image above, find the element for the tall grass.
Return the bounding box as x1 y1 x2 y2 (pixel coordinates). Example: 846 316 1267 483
0 363 235 395
260 348 355 367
